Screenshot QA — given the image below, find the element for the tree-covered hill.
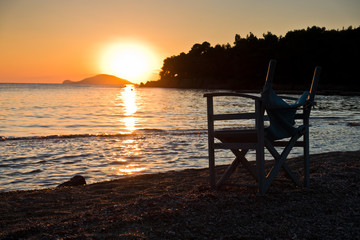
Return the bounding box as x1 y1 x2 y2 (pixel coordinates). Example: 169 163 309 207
142 26 360 92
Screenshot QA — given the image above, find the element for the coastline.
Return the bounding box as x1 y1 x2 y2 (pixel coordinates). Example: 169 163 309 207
1 150 359 239
140 84 360 96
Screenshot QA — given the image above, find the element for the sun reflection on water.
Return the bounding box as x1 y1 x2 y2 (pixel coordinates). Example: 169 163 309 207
123 85 137 116
120 84 137 132
110 139 147 176
123 116 136 132
115 164 147 175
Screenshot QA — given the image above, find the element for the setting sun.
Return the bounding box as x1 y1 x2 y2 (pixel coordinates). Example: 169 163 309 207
99 42 159 84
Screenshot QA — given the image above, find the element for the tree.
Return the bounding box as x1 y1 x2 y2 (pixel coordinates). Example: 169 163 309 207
149 26 360 91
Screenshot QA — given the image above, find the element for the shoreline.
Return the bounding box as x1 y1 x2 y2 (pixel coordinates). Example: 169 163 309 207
2 83 360 96
139 85 360 96
1 150 359 239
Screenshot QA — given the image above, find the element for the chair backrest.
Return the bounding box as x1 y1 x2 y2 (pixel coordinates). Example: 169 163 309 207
302 66 321 120
308 66 322 103
263 59 277 93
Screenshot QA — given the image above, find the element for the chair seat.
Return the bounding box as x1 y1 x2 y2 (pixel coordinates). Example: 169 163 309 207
215 125 305 144
214 129 258 143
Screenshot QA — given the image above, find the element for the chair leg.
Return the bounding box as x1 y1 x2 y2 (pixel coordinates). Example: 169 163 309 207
304 126 310 187
265 139 301 186
257 144 266 194
216 149 251 188
231 149 258 181
207 96 216 189
255 99 266 194
209 144 216 189
263 134 300 192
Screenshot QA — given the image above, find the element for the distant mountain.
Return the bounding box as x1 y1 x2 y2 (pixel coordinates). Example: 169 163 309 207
63 74 133 85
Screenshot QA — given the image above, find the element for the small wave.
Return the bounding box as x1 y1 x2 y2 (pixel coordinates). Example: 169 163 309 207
109 160 128 165
311 116 347 120
0 128 207 142
34 160 47 164
135 128 166 133
95 133 135 137
5 171 22 176
5 155 40 162
5 156 28 162
0 130 151 141
24 169 43 175
167 158 179 164
65 124 93 128
1 134 95 141
50 153 93 162
63 160 82 165
167 129 208 136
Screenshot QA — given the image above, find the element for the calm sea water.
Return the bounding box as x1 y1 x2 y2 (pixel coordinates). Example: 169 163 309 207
0 83 359 192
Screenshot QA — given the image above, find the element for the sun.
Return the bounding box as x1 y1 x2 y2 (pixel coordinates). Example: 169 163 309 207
99 42 158 84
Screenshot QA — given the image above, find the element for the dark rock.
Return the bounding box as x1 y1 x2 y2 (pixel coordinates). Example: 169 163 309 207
57 175 86 188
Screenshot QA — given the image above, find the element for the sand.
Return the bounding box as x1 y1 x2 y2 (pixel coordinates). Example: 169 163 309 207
1 150 359 239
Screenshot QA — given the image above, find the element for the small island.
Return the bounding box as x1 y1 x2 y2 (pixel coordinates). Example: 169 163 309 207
63 74 133 85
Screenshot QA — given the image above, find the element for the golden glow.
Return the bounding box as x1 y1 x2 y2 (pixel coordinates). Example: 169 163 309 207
111 139 145 176
120 85 137 132
123 85 137 116
123 117 136 132
116 164 147 175
99 41 158 84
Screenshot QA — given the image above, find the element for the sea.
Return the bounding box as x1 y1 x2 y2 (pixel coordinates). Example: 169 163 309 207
1 83 359 192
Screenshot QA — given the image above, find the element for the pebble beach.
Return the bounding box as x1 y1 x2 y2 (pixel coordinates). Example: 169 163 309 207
1 150 359 239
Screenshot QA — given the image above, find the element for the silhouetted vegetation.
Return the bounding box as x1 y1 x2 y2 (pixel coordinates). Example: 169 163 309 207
142 26 360 92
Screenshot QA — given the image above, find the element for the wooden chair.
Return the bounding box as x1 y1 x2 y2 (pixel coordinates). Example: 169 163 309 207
204 60 321 194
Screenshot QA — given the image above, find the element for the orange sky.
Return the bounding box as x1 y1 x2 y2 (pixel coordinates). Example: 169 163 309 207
0 0 359 84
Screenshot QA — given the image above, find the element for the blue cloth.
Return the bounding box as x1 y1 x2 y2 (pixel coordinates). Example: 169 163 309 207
261 89 309 140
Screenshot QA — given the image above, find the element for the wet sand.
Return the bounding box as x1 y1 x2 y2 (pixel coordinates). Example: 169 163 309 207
1 151 359 239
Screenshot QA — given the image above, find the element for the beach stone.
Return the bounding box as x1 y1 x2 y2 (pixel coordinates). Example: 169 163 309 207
57 175 86 188
347 122 360 127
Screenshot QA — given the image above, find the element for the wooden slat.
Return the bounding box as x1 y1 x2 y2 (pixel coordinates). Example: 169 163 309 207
204 92 260 100
214 130 258 144
214 142 257 149
272 141 305 147
214 129 257 135
213 114 270 121
213 113 255 121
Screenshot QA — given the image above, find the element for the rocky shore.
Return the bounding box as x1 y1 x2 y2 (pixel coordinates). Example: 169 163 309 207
1 151 359 239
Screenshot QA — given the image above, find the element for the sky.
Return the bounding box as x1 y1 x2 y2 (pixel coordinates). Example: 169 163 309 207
0 0 359 84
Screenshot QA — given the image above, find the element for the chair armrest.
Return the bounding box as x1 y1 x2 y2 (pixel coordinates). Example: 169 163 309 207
205 92 262 123
203 92 261 100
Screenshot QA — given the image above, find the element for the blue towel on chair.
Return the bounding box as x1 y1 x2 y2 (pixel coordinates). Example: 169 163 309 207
261 89 309 140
